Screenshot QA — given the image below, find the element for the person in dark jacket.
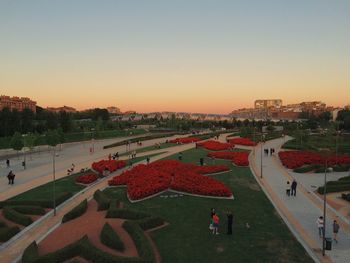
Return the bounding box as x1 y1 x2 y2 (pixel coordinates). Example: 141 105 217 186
291 179 297 196
227 211 233 235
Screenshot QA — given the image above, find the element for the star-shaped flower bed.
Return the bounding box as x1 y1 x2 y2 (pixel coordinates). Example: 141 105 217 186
198 140 233 151
208 151 250 166
108 160 233 202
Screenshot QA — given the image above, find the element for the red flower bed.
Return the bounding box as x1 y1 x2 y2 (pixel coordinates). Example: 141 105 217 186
108 160 232 201
208 151 250 166
228 138 257 146
279 151 350 169
75 173 98 184
169 137 202 144
198 140 233 151
92 160 126 173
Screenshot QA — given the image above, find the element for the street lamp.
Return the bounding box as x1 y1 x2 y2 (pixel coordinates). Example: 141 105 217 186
322 160 333 256
260 134 265 179
52 145 57 216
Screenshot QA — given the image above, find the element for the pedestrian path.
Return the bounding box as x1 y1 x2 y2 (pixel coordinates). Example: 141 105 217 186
250 137 350 263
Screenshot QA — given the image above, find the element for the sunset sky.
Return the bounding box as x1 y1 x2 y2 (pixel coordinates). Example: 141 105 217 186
1 0 349 114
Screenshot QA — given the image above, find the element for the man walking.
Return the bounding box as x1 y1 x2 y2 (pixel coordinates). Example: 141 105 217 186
291 179 297 196
333 220 340 243
226 211 233 235
6 159 10 168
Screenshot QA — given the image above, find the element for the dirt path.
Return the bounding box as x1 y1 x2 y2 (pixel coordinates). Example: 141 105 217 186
39 200 138 258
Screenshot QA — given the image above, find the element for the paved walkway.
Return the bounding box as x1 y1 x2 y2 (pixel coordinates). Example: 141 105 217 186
0 133 211 262
249 137 350 263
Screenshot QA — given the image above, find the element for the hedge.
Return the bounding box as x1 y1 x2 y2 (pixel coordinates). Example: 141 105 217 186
293 165 318 173
339 175 350 181
93 190 110 211
22 235 148 263
317 184 350 194
22 241 39 263
106 208 150 220
62 199 88 223
136 216 164 231
0 192 73 209
11 205 46 215
341 193 350 202
0 225 20 242
100 222 125 252
3 207 33 226
122 221 154 262
333 164 350 172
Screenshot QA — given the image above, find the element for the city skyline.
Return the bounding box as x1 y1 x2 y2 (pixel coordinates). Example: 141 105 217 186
1 0 350 114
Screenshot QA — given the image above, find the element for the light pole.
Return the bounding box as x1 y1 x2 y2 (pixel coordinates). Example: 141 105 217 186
322 160 332 256
260 134 265 179
52 146 57 216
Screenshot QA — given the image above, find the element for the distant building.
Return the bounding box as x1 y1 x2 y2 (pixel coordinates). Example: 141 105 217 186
254 99 282 109
124 110 136 115
46 106 77 113
0 95 37 112
107 106 121 114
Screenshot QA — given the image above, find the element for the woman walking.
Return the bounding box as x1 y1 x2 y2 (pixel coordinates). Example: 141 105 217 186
212 213 220 235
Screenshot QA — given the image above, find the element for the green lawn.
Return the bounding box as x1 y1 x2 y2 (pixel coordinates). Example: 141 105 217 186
104 148 312 263
121 143 177 157
283 134 350 154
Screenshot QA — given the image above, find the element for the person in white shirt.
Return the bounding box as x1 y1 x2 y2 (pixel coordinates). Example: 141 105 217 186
316 216 324 238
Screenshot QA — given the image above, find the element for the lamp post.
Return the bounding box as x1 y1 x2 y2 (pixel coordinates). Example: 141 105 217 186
52 146 57 216
322 160 333 256
260 134 265 179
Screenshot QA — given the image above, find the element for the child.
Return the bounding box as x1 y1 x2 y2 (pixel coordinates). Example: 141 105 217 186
286 181 291 196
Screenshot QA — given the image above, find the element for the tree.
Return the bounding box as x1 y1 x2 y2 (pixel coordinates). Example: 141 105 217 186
10 132 24 158
24 133 37 160
46 130 60 147
21 108 34 133
57 128 65 150
59 111 72 132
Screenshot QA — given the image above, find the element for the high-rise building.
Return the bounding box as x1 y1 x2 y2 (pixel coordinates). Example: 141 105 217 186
0 95 37 112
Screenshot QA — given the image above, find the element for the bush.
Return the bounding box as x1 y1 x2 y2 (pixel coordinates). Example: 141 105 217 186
341 193 350 202
338 175 350 181
293 165 316 173
100 222 125 252
0 220 6 227
22 241 39 263
137 216 164 231
62 199 88 223
3 207 33 226
11 205 46 215
106 208 150 220
23 235 147 263
0 225 20 242
318 184 350 194
122 221 154 262
93 190 110 211
333 164 350 172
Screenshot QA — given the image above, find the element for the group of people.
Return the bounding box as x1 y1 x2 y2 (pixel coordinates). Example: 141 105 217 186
316 216 340 243
209 208 233 235
130 151 137 159
286 179 298 196
264 148 275 156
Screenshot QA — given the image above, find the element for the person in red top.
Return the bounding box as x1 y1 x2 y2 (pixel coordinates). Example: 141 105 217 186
212 213 220 235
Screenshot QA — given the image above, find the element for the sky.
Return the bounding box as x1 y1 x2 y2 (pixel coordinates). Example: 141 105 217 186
1 0 350 114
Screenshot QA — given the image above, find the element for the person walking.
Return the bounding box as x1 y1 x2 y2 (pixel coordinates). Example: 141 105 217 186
146 156 150 165
200 157 204 166
6 159 10 168
226 211 233 235
291 179 297 196
7 171 15 185
333 220 340 243
316 216 324 238
209 208 215 232
286 181 291 196
178 152 183 161
212 213 220 235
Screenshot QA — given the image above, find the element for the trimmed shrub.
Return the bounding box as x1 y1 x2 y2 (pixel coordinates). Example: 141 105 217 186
12 205 45 215
338 175 350 181
22 241 39 263
93 190 110 211
109 199 120 209
341 193 350 202
0 225 20 242
122 221 154 262
137 216 164 231
100 222 125 252
318 184 350 194
333 164 350 172
106 208 150 220
62 199 88 223
3 207 33 226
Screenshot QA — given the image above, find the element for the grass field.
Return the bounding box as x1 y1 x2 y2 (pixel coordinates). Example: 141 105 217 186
283 134 350 154
104 148 312 263
120 143 178 157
